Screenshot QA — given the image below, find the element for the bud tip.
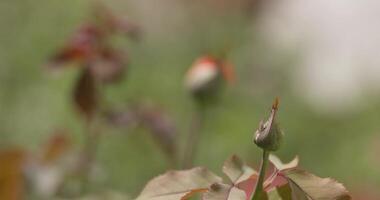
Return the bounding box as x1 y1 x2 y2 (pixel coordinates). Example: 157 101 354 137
272 97 280 110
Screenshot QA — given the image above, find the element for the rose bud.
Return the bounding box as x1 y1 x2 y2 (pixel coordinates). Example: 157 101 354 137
254 98 283 151
184 56 234 105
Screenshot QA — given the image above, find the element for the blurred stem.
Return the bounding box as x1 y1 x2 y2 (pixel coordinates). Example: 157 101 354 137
182 105 205 169
78 116 101 193
79 82 105 193
252 150 269 200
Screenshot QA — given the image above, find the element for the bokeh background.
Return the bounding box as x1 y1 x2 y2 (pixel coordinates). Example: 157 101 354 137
1 0 380 199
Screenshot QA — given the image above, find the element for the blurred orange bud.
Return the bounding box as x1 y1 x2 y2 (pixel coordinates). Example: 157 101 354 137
185 56 235 104
185 56 219 92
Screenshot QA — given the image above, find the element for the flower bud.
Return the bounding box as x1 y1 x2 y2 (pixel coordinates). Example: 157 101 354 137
184 56 234 104
254 98 283 151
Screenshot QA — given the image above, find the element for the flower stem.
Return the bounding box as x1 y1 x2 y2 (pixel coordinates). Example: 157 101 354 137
252 150 269 200
182 107 204 169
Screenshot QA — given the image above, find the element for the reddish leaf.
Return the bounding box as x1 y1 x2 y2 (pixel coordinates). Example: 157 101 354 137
88 48 127 83
264 154 299 191
48 24 103 69
222 155 258 198
265 175 288 192
236 175 258 199
93 3 141 40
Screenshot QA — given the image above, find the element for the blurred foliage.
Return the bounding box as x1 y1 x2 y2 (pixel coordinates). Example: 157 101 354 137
0 0 379 198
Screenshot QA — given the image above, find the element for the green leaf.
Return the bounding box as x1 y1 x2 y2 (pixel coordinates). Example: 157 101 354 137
284 169 351 200
223 155 258 184
136 167 222 200
269 154 299 171
267 184 292 200
202 183 246 200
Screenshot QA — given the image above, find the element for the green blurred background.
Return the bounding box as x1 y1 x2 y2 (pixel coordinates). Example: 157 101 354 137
0 0 379 198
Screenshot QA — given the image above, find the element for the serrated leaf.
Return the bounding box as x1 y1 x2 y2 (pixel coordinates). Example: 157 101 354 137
284 169 351 200
269 154 299 171
136 167 222 200
202 183 246 200
223 155 258 184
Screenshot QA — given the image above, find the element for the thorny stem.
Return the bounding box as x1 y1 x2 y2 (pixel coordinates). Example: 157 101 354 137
182 106 205 169
252 150 269 200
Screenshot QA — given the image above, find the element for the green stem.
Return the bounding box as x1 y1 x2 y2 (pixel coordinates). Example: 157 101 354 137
182 107 205 169
78 117 100 193
252 150 269 200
